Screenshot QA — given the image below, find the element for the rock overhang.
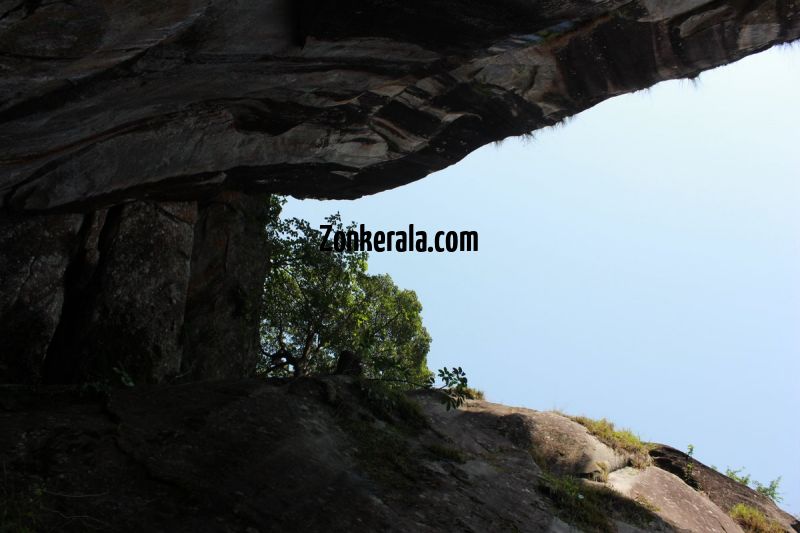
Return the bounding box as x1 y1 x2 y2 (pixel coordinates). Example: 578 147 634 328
1 0 798 212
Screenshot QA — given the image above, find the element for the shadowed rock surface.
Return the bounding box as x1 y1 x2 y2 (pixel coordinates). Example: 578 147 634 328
2 7 797 530
1 191 270 385
1 2 799 382
2 1 799 210
1 379 797 532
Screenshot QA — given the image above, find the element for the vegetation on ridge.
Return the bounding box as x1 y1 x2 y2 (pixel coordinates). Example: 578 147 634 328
259 198 472 409
729 504 784 533
721 468 783 504
568 415 652 468
260 203 432 384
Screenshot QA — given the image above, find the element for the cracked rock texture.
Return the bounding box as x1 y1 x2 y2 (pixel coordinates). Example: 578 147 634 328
1 1 798 383
1 192 269 384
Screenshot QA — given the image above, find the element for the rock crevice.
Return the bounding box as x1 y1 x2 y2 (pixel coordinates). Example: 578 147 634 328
1 192 268 384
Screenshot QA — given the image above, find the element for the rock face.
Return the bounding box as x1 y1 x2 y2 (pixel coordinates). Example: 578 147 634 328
181 192 270 381
497 410 630 477
1 1 798 383
0 192 269 384
649 445 799 532
2 380 797 532
607 467 744 533
2 0 798 210
0 211 83 382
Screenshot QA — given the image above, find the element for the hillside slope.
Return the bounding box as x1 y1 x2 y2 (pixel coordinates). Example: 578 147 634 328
1 377 796 532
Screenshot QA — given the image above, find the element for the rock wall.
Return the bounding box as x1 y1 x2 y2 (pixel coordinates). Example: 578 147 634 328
0 192 268 384
1 1 798 383
0 211 83 382
182 192 270 381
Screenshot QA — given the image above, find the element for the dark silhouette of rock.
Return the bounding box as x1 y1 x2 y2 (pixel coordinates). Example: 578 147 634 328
2 1 797 211
1 1 798 383
0 211 82 382
2 381 796 532
1 192 269 384
181 192 270 381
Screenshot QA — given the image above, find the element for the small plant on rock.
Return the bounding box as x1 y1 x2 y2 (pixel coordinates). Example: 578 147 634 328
569 415 652 468
724 468 783 504
432 366 470 411
729 504 784 533
726 467 752 486
462 387 485 400
684 444 695 483
754 477 783 503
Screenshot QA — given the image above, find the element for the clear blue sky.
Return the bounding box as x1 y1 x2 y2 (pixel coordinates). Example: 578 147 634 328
283 45 800 513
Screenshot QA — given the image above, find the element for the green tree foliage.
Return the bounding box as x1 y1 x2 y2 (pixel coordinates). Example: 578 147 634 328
753 477 783 503
436 367 469 410
724 467 783 504
259 208 432 387
726 467 752 486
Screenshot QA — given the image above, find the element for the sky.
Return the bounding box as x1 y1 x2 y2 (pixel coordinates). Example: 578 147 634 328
283 45 800 514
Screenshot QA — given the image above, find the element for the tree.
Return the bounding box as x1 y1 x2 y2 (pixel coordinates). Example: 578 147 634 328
259 210 432 386
724 467 783 504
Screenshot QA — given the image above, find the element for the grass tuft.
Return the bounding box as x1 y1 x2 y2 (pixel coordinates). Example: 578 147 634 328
462 387 485 400
729 504 784 533
568 416 652 468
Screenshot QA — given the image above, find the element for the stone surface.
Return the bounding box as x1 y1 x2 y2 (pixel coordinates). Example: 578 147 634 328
5 382 795 532
2 1 799 384
650 445 799 532
1 194 269 385
0 211 83 382
0 380 657 532
182 191 270 380
42 201 198 385
607 467 745 533
1 1 798 211
494 408 630 477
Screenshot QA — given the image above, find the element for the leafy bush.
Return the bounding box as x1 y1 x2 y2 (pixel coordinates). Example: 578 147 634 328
435 366 470 410
729 504 784 533
754 477 783 503
725 468 783 503
726 467 752 486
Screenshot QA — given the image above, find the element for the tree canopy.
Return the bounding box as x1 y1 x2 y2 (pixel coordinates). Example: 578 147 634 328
260 207 432 387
